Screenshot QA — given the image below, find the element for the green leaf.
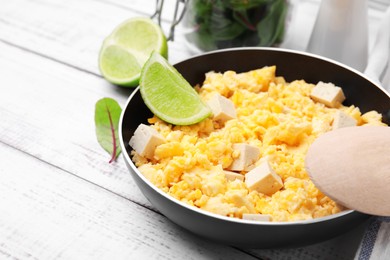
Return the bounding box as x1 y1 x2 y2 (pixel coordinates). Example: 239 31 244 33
256 0 288 46
193 0 213 18
95 97 122 163
209 5 246 41
233 10 256 31
188 0 288 50
226 0 269 11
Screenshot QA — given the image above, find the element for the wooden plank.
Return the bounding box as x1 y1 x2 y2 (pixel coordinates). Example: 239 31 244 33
0 143 258 260
0 0 191 75
0 1 385 258
0 140 368 260
0 41 151 207
0 0 387 75
0 28 368 260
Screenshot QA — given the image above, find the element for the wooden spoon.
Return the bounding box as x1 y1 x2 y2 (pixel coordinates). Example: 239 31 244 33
305 126 390 216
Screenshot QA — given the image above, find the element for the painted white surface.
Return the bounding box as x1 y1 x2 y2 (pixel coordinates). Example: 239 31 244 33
0 0 388 259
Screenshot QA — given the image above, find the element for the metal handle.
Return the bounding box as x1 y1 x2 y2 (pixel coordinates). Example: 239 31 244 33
151 0 188 41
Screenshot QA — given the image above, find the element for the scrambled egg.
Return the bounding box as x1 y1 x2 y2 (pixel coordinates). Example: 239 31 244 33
131 66 386 222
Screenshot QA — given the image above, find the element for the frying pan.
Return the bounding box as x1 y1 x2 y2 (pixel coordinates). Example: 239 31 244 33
119 48 390 248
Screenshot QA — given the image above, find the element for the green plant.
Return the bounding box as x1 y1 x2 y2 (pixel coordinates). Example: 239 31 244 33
185 0 288 51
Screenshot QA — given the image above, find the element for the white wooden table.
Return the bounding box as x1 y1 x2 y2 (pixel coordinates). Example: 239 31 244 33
0 0 388 259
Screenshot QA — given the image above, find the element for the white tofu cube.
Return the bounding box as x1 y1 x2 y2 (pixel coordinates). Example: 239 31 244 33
245 160 283 196
207 94 237 123
129 124 165 159
310 81 345 108
242 213 271 222
332 110 357 129
224 170 245 182
228 143 260 171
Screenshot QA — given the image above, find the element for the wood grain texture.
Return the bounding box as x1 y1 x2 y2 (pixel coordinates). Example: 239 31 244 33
0 0 191 75
0 143 258 260
0 0 389 259
0 39 367 259
0 4 255 258
0 41 148 205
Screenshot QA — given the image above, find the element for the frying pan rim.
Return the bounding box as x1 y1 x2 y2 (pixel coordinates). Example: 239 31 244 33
119 47 387 226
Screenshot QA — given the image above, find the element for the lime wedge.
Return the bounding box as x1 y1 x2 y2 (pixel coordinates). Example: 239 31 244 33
99 17 168 87
140 52 212 125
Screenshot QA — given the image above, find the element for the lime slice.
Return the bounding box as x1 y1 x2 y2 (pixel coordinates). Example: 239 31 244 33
140 52 212 125
99 17 168 87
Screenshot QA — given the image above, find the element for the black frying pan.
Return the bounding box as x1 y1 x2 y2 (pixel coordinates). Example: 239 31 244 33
119 48 390 248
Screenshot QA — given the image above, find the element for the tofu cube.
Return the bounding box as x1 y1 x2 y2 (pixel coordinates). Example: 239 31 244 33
224 170 245 182
310 82 345 108
207 94 237 123
129 124 165 159
228 143 260 171
242 213 271 222
332 110 357 129
245 160 283 196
